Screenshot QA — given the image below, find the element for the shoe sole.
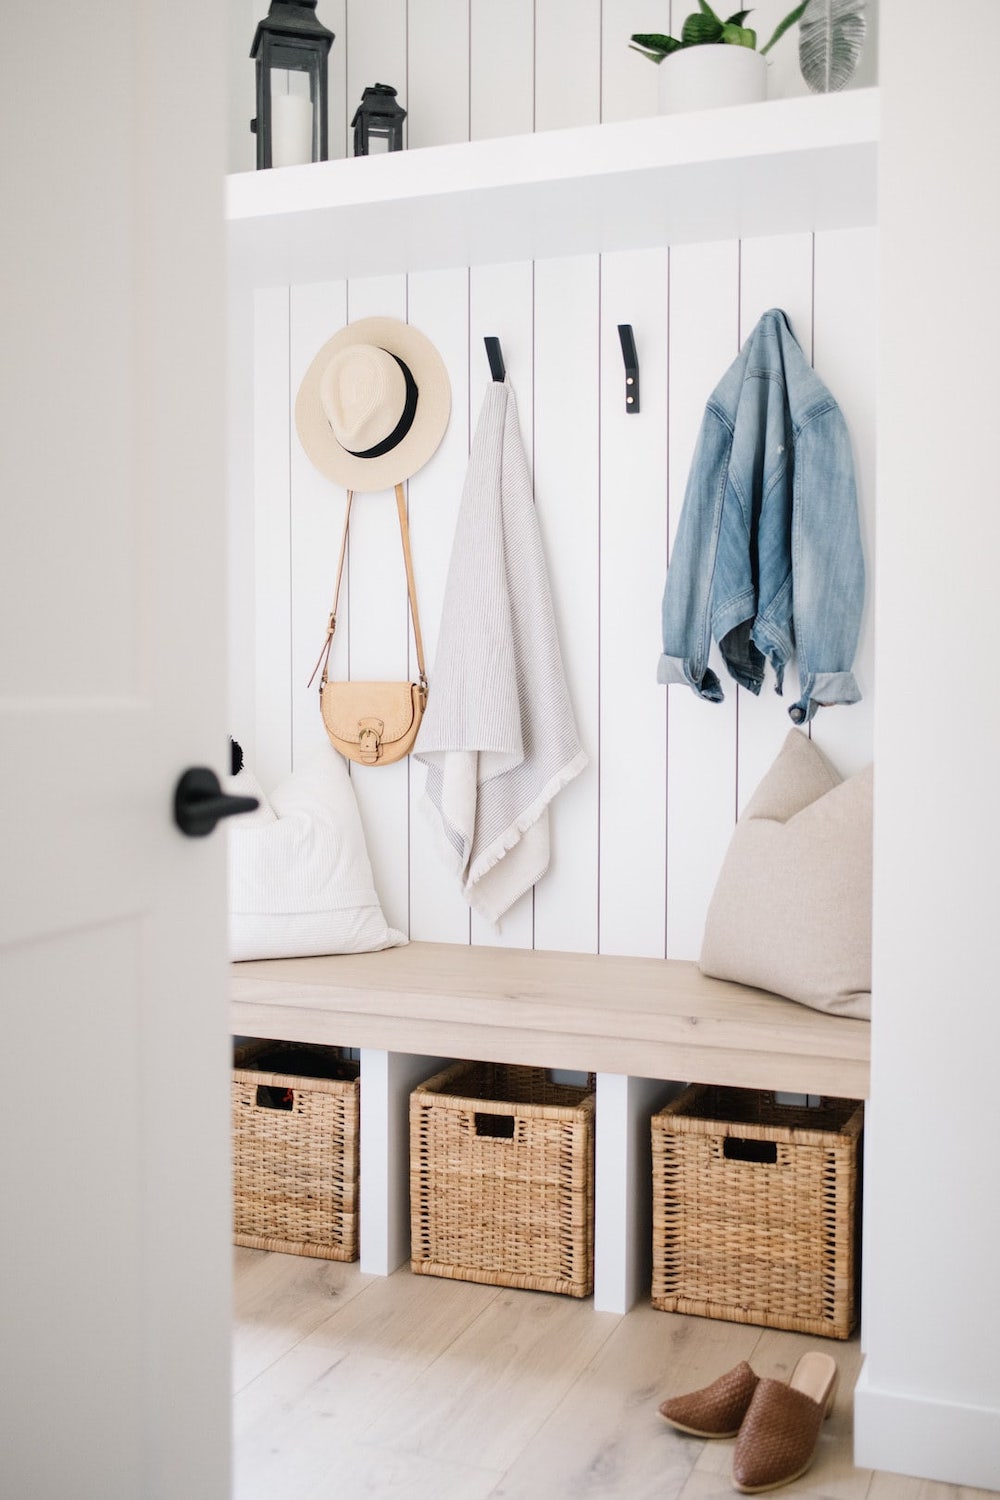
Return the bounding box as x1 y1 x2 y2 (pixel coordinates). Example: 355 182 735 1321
659 1415 742 1439
732 1457 813 1493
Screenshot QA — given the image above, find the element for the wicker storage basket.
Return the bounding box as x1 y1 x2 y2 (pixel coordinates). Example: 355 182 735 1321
232 1039 360 1261
410 1061 596 1297
651 1084 863 1339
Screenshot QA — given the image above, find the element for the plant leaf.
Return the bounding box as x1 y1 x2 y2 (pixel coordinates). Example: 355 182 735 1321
798 0 867 90
725 10 753 24
721 22 757 46
760 0 808 54
629 31 683 60
697 0 723 19
682 12 724 45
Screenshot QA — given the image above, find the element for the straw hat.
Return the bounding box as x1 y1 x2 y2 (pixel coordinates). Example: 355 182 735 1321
295 317 451 491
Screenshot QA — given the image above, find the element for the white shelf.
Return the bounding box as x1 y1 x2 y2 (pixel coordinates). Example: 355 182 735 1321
227 88 878 287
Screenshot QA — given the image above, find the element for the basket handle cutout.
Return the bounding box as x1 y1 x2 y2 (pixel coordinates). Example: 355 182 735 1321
723 1136 778 1165
474 1112 515 1139
256 1084 294 1111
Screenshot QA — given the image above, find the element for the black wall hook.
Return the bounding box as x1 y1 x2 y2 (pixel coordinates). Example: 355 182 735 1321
484 336 506 382
617 324 639 414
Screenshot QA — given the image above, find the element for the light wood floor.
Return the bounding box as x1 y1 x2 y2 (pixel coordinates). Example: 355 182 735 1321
233 1249 994 1500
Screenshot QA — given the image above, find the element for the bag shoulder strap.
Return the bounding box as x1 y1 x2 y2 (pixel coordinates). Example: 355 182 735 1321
308 484 426 690
393 482 427 690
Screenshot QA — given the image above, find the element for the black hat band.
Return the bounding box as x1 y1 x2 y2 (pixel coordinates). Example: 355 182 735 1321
344 352 418 459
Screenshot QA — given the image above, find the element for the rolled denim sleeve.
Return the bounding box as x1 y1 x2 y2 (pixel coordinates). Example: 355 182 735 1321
788 403 865 723
657 650 724 700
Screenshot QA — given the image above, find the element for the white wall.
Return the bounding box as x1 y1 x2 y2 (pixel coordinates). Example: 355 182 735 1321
237 232 877 956
230 0 879 968
853 0 1000 1489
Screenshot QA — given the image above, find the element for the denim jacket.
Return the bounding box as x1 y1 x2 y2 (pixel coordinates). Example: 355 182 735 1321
657 308 864 724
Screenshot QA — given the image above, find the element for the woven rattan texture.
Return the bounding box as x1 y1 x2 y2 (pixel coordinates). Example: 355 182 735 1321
232 1041 360 1261
410 1061 596 1297
651 1084 863 1338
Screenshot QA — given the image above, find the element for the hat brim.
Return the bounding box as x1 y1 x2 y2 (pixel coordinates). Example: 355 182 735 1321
295 317 451 492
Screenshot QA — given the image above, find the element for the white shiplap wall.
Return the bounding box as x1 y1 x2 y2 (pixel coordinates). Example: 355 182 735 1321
231 1 878 962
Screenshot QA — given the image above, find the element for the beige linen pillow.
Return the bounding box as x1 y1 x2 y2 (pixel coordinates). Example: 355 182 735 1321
699 729 872 1018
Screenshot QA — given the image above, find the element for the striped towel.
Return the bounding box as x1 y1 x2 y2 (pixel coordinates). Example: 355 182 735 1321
414 379 587 924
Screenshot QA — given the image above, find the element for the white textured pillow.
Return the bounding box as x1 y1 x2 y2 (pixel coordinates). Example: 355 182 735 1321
225 742 406 961
699 729 872 1019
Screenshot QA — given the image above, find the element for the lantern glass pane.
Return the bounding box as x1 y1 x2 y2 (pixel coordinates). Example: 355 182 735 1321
272 69 311 100
269 69 314 167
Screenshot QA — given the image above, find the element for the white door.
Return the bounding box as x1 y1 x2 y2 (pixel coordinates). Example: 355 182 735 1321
1 7 232 1497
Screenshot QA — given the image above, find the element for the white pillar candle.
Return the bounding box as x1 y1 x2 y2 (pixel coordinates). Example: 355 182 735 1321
270 92 313 168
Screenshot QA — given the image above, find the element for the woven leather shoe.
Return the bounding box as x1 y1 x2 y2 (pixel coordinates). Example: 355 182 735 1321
658 1360 759 1438
731 1351 838 1493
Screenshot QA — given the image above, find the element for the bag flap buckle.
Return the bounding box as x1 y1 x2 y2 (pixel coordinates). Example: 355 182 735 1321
357 718 384 765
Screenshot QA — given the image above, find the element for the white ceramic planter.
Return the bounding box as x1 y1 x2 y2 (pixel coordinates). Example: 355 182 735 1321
658 44 768 114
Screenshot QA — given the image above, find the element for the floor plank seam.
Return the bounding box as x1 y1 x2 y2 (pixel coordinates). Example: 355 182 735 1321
478 1298 625 1460
232 1262 380 1394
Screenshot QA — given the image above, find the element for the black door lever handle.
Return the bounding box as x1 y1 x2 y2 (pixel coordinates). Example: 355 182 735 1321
174 766 259 838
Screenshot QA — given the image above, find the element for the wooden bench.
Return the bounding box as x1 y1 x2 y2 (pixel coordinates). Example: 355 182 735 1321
231 941 870 1312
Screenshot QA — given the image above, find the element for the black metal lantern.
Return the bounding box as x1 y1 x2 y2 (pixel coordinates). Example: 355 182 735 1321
352 84 407 156
251 0 334 170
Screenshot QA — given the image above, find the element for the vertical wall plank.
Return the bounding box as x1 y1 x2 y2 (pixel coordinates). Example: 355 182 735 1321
534 0 602 132
252 285 293 791
736 233 814 812
601 0 660 123
407 0 470 148
341 273 411 935
599 248 669 957
288 280 349 769
665 241 740 961
811 226 878 777
325 0 349 160
739 233 814 346
469 261 534 440
533 254 601 954
754 0 810 104
468 260 536 949
406 266 472 944
346 0 408 143
470 0 534 140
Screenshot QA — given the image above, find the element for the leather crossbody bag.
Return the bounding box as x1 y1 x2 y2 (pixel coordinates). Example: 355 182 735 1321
309 484 427 767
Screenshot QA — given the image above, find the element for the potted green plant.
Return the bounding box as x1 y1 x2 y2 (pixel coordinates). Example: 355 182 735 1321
631 2 868 114
631 2 805 112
